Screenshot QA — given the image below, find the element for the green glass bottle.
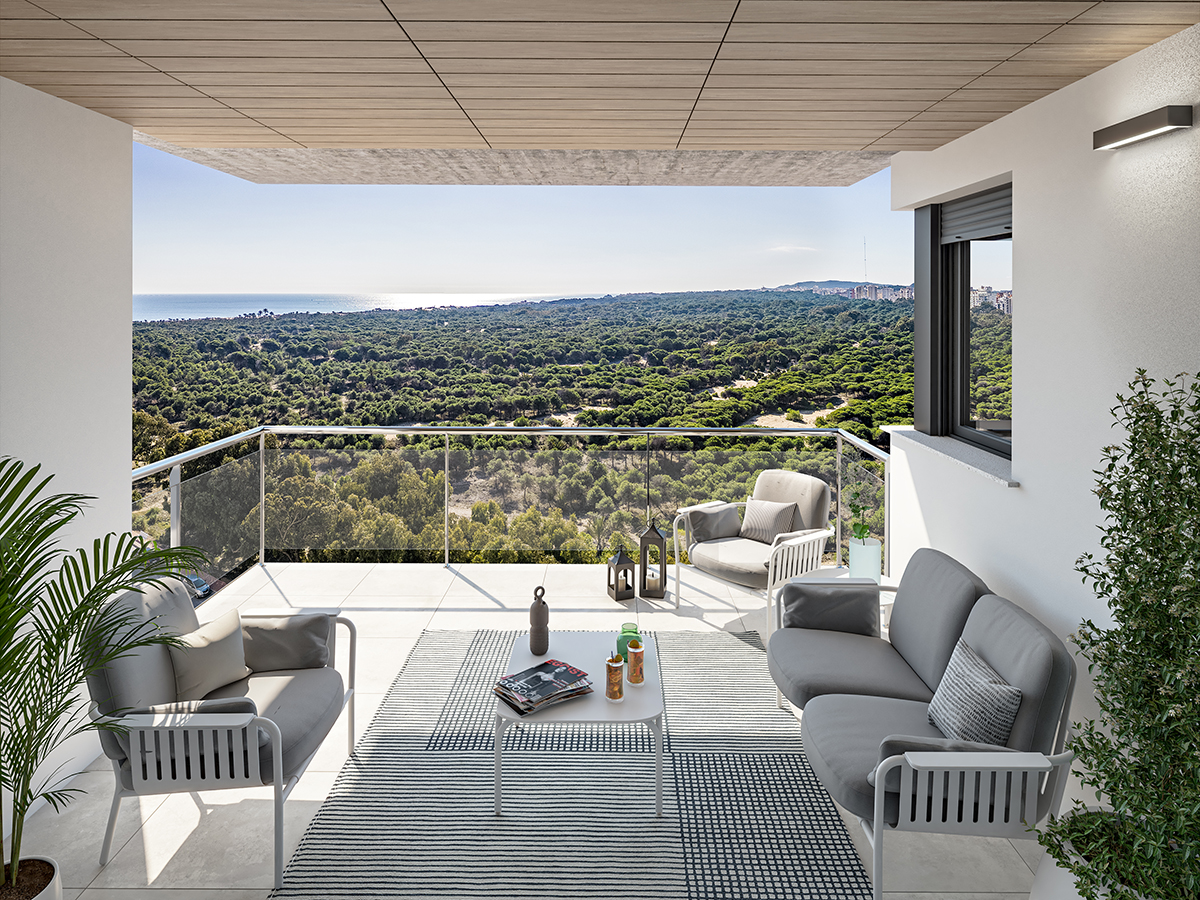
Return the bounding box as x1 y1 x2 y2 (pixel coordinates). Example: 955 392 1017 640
616 622 642 661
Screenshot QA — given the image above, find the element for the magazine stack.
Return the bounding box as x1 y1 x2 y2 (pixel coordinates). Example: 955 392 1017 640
494 659 592 716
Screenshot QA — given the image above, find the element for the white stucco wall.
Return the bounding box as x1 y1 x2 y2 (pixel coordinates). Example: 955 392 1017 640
888 26 1200 730
0 76 133 830
0 76 132 544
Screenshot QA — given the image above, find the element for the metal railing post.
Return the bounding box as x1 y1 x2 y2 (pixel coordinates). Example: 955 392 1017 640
259 432 266 566
835 435 843 568
169 464 181 548
444 434 450 568
883 456 891 577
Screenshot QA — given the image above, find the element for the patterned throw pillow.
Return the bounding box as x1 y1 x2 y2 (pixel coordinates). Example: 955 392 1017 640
928 638 1022 745
739 498 798 545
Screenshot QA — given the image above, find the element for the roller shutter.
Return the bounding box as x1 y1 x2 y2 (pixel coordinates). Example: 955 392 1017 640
940 184 1012 244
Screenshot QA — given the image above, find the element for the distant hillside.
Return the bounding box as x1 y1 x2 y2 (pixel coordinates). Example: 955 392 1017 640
773 279 914 291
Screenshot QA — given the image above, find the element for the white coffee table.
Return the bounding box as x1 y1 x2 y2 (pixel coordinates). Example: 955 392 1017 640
493 631 664 817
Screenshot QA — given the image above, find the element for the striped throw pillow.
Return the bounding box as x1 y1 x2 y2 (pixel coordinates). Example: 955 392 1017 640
739 498 797 545
928 638 1022 746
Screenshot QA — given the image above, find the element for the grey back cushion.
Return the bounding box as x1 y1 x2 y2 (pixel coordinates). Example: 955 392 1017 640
961 594 1075 754
686 503 743 545
888 549 989 693
751 469 830 532
86 579 200 716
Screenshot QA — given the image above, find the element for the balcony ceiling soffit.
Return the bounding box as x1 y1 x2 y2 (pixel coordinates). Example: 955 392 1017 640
1 0 1196 185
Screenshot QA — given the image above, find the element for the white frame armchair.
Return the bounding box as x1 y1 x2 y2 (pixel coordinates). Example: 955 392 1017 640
88 587 357 890
672 469 832 627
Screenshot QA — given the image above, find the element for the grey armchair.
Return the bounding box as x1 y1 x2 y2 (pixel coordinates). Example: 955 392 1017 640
768 549 1075 900
86 580 356 888
672 469 832 625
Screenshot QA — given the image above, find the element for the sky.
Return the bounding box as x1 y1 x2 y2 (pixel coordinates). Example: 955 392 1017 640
134 143 944 297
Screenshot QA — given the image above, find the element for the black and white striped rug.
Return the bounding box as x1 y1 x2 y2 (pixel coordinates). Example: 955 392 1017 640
273 630 871 900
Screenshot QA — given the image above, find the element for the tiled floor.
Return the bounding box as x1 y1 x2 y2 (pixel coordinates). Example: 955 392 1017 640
11 562 1045 899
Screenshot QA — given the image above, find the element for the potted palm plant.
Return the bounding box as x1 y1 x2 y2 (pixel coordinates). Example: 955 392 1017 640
1 457 206 898
1033 371 1198 900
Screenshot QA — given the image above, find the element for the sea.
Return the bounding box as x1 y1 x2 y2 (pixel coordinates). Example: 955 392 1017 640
133 292 566 321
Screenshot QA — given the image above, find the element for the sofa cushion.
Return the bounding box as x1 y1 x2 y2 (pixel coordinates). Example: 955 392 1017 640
887 549 990 694
778 578 880 635
750 469 829 532
87 579 201 716
739 498 797 544
928 638 1022 745
206 666 345 783
689 536 771 589
768 628 933 709
802 694 944 823
960 594 1075 754
169 609 252 700
686 503 743 544
242 614 332 672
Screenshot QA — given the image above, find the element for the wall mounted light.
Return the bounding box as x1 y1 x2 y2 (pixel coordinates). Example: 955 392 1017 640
1093 105 1193 150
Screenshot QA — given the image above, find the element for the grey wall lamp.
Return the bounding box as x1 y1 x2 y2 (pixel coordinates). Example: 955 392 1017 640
1093 105 1193 150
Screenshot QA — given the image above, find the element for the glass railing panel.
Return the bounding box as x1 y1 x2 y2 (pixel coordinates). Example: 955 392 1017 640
263 439 446 563
178 448 261 582
131 471 171 549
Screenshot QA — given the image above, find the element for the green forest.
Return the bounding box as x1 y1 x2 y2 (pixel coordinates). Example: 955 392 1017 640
130 289 1008 577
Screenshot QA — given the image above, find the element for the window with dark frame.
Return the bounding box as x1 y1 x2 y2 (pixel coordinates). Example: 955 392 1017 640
914 184 1013 458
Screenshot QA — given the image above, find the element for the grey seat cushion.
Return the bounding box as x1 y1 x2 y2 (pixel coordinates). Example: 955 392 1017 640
768 628 934 709
206 666 345 783
689 536 772 589
802 694 944 823
887 549 990 693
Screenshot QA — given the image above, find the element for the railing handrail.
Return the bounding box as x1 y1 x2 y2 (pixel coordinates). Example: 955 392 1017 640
132 423 889 481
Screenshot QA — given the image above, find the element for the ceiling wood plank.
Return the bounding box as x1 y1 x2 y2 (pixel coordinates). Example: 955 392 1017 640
384 0 737 22
736 1 1094 23
1072 1 1200 24
72 20 411 41
402 22 728 42
101 40 422 58
725 22 1060 42
38 1 392 19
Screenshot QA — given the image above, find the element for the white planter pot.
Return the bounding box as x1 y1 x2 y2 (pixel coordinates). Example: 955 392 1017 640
848 538 881 583
6 856 63 900
1029 851 1085 900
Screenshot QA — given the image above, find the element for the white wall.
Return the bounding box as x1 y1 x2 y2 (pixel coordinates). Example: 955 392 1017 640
0 76 133 830
888 26 1199 730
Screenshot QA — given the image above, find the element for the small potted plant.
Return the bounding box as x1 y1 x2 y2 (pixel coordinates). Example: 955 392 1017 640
1 457 205 898
846 486 881 583
1033 371 1198 899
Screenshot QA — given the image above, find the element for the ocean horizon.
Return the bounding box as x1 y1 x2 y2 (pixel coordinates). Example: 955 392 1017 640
133 292 565 321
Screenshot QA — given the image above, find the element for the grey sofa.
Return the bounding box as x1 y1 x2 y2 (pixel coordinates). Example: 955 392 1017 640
767 549 1076 899
86 579 356 888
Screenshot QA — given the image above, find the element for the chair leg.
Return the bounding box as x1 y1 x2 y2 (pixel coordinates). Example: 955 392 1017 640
776 688 783 709
872 822 884 900
273 777 284 889
347 693 356 756
99 764 123 866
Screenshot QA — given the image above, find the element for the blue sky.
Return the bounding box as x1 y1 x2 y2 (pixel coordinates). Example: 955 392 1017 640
134 143 922 296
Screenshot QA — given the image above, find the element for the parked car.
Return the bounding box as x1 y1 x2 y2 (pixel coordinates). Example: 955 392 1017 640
182 573 212 605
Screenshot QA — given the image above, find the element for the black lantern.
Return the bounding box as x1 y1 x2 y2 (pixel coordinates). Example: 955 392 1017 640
607 549 636 602
638 520 667 599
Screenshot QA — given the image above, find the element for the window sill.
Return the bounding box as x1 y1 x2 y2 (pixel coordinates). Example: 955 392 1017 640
884 426 1019 487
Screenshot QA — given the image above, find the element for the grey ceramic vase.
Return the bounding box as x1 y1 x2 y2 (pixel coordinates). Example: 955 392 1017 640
529 585 549 655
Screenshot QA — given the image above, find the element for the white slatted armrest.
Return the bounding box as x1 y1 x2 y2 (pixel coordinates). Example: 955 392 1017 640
676 499 737 516
773 527 834 548
123 711 257 730
902 751 1052 772
239 607 340 618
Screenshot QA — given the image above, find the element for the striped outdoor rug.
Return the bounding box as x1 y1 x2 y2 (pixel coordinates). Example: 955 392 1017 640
273 630 871 900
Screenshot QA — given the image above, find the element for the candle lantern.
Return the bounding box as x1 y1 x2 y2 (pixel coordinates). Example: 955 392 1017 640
638 520 667 599
607 549 636 601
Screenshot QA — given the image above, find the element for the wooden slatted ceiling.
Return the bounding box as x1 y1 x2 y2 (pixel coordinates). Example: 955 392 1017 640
0 1 1196 151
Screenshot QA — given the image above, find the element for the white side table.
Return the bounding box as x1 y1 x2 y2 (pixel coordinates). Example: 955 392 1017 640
493 631 665 817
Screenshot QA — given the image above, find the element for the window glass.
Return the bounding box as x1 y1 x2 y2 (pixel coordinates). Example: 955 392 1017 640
966 238 1012 437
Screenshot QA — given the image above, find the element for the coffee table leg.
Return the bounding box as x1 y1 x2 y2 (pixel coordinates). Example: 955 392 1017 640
494 714 509 816
649 713 663 817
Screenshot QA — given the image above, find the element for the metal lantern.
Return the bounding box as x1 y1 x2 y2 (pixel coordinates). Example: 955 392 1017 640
638 520 667 599
607 549 636 602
